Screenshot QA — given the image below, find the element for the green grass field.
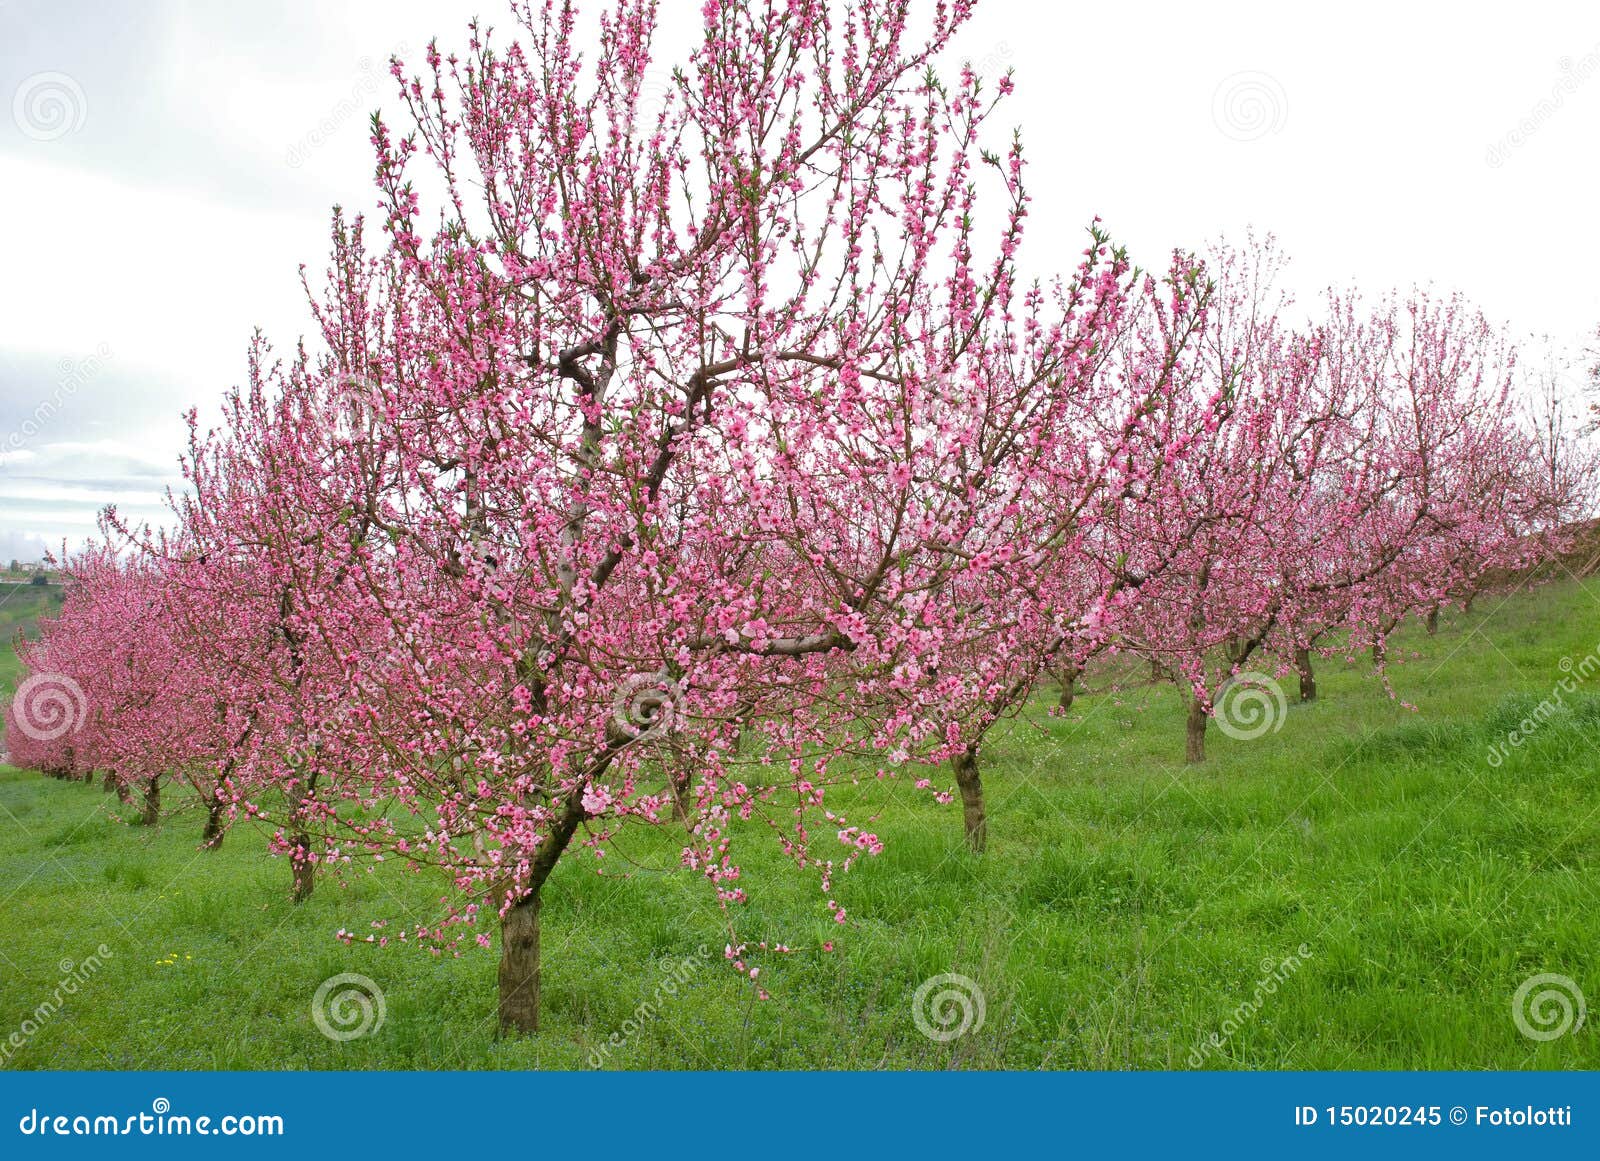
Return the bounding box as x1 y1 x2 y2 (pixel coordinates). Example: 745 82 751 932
2 577 1598 1070
0 582 64 691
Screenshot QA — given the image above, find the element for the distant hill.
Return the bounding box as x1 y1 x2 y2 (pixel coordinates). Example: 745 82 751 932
0 580 65 636
0 581 66 691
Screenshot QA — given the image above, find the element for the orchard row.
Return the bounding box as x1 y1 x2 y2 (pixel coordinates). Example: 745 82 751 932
5 0 1593 1032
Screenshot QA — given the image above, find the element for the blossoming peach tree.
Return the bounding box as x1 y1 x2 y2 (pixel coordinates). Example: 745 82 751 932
219 0 1151 1032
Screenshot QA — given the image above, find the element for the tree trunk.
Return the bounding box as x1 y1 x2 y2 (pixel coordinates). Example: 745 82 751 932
1425 604 1440 635
669 772 690 823
201 798 227 850
1373 617 1398 667
1057 661 1081 712
290 832 315 902
498 892 542 1034
665 764 699 836
1185 696 1208 764
497 782 590 1034
1295 647 1316 703
729 700 754 753
1149 658 1164 682
951 745 987 854
140 778 160 826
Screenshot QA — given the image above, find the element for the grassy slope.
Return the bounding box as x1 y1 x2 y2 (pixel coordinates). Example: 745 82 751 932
0 583 64 693
1 577 1597 1070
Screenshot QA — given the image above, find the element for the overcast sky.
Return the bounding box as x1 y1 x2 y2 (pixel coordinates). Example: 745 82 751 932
1 0 1597 561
